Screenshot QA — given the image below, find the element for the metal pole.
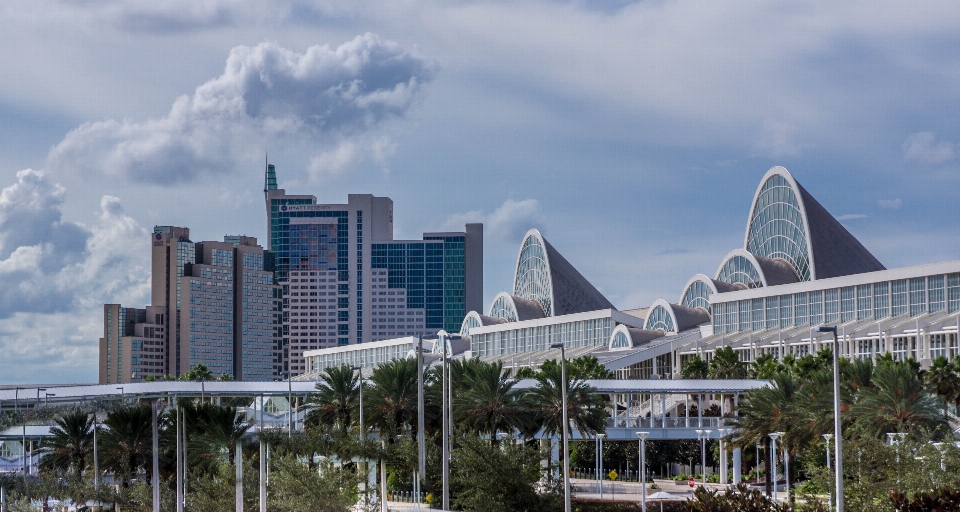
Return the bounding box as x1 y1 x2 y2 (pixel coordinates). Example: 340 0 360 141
769 433 780 502
177 402 183 512
417 336 425 477
824 434 833 512
818 327 844 512
381 440 388 512
637 432 649 512
552 343 571 512
599 434 604 500
93 409 99 493
288 374 292 438
236 439 243 512
442 331 450 511
260 394 266 512
152 400 160 512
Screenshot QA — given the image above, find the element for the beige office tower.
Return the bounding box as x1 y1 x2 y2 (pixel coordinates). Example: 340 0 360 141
100 228 281 383
99 305 165 384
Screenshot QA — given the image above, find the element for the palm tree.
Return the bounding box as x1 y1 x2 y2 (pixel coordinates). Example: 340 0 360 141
190 403 251 474
528 362 606 438
100 404 155 485
455 360 534 443
39 410 94 478
708 347 746 379
727 371 800 497
748 353 779 379
366 358 420 438
925 355 959 415
850 360 948 440
305 365 360 434
680 356 709 379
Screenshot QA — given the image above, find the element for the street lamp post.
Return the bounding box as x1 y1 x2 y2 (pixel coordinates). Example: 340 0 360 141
695 429 711 486
818 326 844 512
44 393 55 408
36 388 45 409
823 433 833 512
424 330 461 511
597 433 605 499
550 342 571 512
769 433 781 502
637 432 649 512
416 334 425 511
778 431 788 501
352 366 368 509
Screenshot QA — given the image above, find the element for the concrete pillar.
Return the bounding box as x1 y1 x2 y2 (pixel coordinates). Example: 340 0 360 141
719 439 728 485
733 448 742 484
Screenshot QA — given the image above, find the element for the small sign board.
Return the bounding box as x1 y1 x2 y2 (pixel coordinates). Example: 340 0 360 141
688 477 695 488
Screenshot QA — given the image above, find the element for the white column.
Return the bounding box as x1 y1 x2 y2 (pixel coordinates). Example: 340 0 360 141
732 448 742 484
719 440 728 485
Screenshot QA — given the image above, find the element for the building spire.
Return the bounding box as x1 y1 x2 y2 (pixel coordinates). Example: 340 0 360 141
264 154 277 193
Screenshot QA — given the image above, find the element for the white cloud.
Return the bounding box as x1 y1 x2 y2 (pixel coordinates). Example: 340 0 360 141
308 140 359 180
878 198 903 209
47 34 434 184
903 132 955 164
836 213 868 221
0 171 150 383
749 120 807 159
442 199 544 243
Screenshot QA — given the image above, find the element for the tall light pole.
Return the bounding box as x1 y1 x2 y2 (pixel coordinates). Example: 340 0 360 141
597 433 605 500
550 342 570 512
352 365 368 509
44 393 55 408
36 388 45 409
819 326 844 512
823 433 833 512
695 429 711 486
769 432 781 502
416 335 425 512
426 330 461 511
778 431 788 501
636 432 649 512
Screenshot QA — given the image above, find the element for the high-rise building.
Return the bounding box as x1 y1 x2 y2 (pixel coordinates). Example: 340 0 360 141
99 230 282 383
264 163 483 376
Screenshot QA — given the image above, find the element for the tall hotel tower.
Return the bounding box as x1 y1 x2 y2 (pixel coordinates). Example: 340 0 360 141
100 230 282 383
264 163 483 376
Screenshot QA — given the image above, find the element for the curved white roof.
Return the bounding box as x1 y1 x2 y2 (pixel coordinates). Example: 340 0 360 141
511 229 614 316
744 166 884 281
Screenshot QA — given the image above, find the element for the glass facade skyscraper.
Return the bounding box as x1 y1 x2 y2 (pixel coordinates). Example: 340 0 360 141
264 163 483 376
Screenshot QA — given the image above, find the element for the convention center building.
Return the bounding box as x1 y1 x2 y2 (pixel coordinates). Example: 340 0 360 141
304 166 960 378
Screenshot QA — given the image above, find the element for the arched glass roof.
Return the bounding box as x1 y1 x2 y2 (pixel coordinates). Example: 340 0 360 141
681 280 712 311
513 234 553 317
645 305 676 332
460 313 482 337
610 330 631 350
489 294 518 322
746 174 811 281
716 254 763 289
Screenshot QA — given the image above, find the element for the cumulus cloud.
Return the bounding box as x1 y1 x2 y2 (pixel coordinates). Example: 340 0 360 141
47 34 434 184
878 198 903 209
903 132 955 164
442 199 544 243
0 170 149 318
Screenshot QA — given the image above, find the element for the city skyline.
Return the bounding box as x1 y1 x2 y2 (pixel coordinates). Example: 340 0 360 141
3 2 960 383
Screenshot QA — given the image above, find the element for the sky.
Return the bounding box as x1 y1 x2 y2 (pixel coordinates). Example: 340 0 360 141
2 1 960 384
